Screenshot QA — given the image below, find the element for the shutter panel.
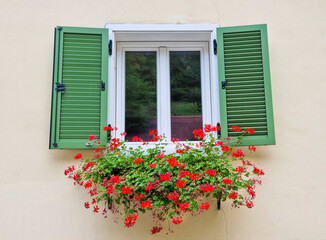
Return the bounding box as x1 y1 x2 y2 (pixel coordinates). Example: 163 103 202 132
217 24 275 145
50 27 108 149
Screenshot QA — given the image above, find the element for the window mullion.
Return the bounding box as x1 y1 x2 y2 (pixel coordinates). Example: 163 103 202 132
158 47 171 141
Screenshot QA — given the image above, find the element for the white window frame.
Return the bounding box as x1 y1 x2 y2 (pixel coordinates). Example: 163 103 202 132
105 24 220 143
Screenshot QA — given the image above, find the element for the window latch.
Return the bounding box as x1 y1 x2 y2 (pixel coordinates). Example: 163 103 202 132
213 39 217 55
55 82 65 94
108 40 112 56
222 81 227 89
101 81 105 91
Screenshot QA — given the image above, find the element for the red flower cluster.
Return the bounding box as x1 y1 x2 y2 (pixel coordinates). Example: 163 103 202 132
110 176 122 183
89 135 97 141
179 202 189 211
253 167 265 175
64 165 74 175
89 188 98 196
74 153 82 160
235 166 244 173
103 126 114 131
172 216 183 225
205 169 216 176
214 140 224 146
151 226 162 234
246 201 254 208
149 129 158 135
242 160 252 166
156 152 165 158
145 182 154 191
134 158 143 164
176 180 186 188
229 192 238 199
201 202 210 210
132 136 142 142
83 161 93 171
148 163 157 168
189 173 200 180
248 145 256 152
168 192 179 200
167 157 179 167
84 180 93 189
93 205 99 213
221 146 232 152
122 186 132 195
179 170 189 178
222 178 232 185
141 200 152 209
107 184 114 194
159 173 171 182
95 146 103 153
84 202 90 209
124 214 138 228
193 128 205 139
232 149 245 158
231 126 241 132
134 193 144 201
204 124 221 133
73 174 80 181
246 128 255 134
176 149 184 154
199 184 215 192
247 186 256 198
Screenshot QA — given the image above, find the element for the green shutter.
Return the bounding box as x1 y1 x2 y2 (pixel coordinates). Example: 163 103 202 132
50 26 108 149
218 24 275 145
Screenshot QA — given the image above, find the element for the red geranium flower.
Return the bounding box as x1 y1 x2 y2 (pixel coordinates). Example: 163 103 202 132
222 178 232 185
89 135 97 141
124 214 138 228
248 145 256 152
199 184 215 192
235 166 244 173
159 173 171 182
84 202 90 209
132 136 142 142
103 126 114 131
93 205 99 213
134 193 144 201
201 202 210 210
176 180 186 188
229 192 238 199
232 149 245 158
214 141 224 146
179 202 189 211
253 167 265 175
246 128 255 134
189 173 200 180
121 186 132 195
172 216 183 225
107 184 114 194
167 157 179 167
168 192 179 200
231 126 241 132
74 153 82 160
221 146 232 152
141 200 152 209
193 128 205 139
149 129 158 135
156 152 165 158
151 226 162 234
205 169 216 176
110 176 122 183
134 158 143 164
176 149 184 154
149 163 157 168
179 170 189 178
84 180 93 189
246 201 254 208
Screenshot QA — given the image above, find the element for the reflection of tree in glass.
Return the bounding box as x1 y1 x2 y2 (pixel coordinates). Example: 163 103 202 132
170 51 201 116
125 52 156 137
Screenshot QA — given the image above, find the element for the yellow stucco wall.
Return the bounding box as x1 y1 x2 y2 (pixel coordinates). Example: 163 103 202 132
0 0 325 239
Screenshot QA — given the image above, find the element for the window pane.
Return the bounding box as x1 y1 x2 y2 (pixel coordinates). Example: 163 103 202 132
170 51 202 141
125 51 157 141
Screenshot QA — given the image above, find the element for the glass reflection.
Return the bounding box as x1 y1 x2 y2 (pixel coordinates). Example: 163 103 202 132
125 51 157 141
170 51 202 141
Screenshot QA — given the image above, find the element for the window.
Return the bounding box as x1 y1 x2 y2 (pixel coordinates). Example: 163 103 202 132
49 24 275 149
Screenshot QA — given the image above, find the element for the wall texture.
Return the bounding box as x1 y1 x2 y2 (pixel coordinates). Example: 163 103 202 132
0 0 325 239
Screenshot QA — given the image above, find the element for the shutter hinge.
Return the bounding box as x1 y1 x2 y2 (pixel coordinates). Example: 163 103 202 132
213 39 217 55
55 82 65 94
52 142 58 147
108 40 112 55
58 27 62 31
101 81 105 91
221 81 227 89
